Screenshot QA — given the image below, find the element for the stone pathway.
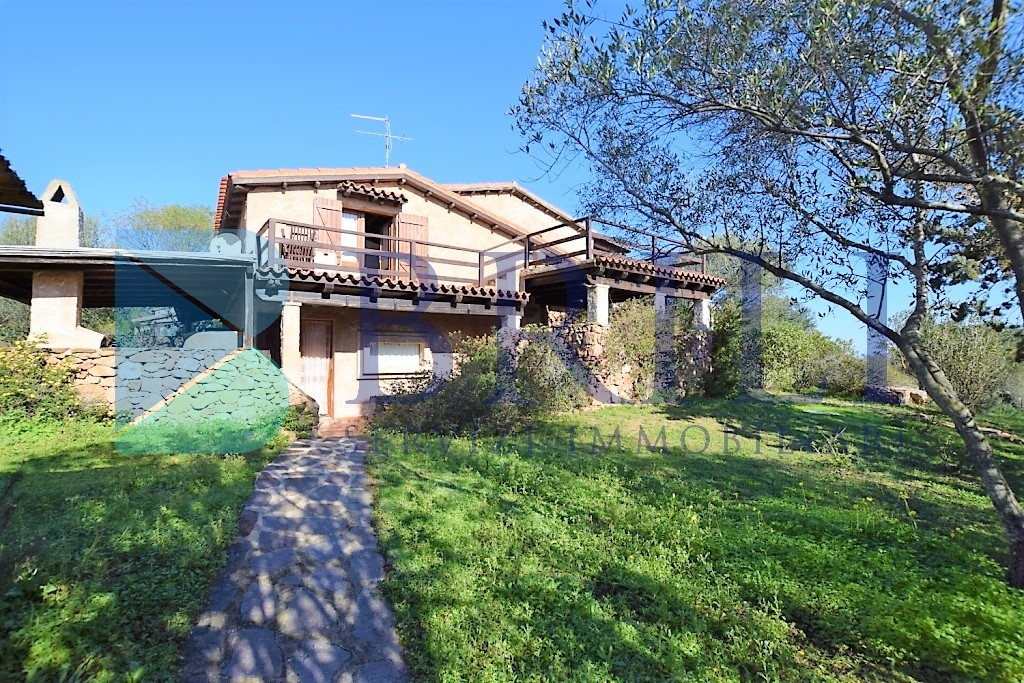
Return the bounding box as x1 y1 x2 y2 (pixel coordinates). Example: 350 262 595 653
181 438 409 683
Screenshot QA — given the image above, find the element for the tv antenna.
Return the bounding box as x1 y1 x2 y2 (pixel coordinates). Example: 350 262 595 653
351 114 412 167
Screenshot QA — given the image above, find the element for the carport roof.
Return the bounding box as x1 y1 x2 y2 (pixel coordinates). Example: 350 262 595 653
0 151 43 215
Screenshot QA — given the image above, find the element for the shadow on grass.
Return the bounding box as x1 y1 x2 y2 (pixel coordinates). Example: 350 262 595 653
369 402 1024 681
0 421 283 680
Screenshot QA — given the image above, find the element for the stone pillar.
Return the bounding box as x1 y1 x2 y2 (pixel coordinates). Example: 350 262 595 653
695 298 712 332
280 301 302 385
683 297 714 389
500 310 521 331
29 271 104 348
653 292 679 397
29 180 103 348
585 282 610 327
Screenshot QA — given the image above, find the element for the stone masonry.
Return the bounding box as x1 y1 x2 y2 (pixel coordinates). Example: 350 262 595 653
43 347 317 423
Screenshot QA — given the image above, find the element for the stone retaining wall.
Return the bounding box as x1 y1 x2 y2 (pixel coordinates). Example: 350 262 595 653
46 347 317 421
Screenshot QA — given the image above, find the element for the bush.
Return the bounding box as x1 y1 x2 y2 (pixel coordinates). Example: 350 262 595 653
605 297 656 399
705 302 866 398
373 331 587 435
907 318 1015 413
704 301 743 398
0 339 80 420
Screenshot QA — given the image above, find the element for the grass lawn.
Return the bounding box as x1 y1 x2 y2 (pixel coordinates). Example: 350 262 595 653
368 399 1024 682
0 416 285 681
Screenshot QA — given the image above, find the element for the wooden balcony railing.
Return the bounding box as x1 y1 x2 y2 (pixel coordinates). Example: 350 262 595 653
253 215 707 290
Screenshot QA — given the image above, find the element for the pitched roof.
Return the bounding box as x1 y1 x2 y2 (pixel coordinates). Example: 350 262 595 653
215 167 525 238
0 150 43 215
445 181 576 224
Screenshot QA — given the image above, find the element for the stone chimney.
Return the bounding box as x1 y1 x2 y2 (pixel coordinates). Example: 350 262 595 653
35 179 84 247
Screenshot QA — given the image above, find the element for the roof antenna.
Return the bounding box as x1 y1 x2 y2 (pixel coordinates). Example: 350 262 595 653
351 114 412 167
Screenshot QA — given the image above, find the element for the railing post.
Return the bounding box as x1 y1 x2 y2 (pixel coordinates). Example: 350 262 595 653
585 217 594 259
268 219 277 267
478 252 485 287
524 237 531 269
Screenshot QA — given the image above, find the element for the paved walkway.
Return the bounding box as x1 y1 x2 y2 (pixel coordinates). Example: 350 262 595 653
181 438 409 683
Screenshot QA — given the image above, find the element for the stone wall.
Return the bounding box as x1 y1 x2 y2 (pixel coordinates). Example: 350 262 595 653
46 347 318 422
542 306 712 404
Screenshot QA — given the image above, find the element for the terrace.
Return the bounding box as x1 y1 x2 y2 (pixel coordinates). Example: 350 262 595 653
252 215 721 312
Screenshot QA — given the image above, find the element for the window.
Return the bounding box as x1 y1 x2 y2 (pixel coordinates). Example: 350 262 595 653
361 338 428 377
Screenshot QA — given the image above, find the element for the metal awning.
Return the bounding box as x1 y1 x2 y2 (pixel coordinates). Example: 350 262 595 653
0 246 255 308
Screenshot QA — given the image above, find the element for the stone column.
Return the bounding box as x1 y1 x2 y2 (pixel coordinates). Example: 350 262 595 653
585 282 610 327
653 292 679 397
29 271 103 348
496 310 521 402
683 297 714 389
280 301 302 385
695 298 712 332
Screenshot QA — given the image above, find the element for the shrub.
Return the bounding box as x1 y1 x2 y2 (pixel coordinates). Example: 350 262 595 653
0 339 80 420
705 302 866 398
606 297 656 399
283 402 318 439
704 301 742 398
796 335 867 397
373 331 587 435
908 318 1015 413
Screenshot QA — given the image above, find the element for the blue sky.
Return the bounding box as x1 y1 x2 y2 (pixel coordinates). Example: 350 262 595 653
1 0 587 215
1 0 877 349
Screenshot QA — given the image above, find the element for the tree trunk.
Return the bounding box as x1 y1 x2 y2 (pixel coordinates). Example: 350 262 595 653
900 337 1024 588
981 189 1024 350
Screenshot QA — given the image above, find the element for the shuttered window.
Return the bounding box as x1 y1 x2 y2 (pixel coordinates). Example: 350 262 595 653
361 340 426 376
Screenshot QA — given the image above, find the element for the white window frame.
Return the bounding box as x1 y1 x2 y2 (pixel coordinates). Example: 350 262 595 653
359 336 430 378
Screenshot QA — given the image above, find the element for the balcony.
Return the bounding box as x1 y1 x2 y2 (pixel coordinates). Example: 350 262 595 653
253 216 718 307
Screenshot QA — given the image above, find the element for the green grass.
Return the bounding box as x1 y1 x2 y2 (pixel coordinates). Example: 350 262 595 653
0 416 285 681
367 399 1024 682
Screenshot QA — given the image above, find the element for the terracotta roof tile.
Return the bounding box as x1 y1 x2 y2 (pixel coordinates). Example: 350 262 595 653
213 175 228 232
337 181 406 205
259 266 529 302
591 255 726 288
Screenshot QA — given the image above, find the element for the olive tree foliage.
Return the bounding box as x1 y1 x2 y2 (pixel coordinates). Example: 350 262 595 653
896 313 1018 412
515 0 1024 586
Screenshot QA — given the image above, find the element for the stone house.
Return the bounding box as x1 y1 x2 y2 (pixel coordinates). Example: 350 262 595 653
214 167 722 425
0 159 723 430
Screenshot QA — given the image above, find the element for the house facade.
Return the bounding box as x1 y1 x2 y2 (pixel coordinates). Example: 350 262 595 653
214 167 723 423
0 158 723 432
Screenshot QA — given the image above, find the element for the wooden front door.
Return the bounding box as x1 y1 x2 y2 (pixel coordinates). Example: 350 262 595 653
300 320 332 415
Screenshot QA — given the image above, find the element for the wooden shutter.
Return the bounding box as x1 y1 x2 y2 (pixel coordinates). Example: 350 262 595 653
313 198 344 267
397 214 429 279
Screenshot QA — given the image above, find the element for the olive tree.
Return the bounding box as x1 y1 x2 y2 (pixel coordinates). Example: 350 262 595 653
516 0 1024 586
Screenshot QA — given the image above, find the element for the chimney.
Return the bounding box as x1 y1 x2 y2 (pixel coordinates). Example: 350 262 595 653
35 179 84 247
